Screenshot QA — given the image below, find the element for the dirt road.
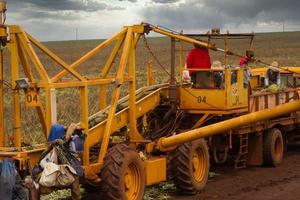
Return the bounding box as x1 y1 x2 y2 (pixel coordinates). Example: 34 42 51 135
173 146 300 200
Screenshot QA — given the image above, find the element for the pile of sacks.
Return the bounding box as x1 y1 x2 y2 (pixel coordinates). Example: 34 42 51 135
29 123 85 200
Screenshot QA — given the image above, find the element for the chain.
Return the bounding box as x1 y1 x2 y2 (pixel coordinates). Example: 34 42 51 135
142 34 171 76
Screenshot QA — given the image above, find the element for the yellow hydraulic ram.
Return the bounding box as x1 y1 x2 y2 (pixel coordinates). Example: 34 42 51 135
157 99 300 150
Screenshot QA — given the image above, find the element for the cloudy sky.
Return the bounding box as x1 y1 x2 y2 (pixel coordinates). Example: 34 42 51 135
6 0 300 41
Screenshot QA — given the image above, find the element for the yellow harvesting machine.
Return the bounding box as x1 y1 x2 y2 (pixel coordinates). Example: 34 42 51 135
1 1 300 199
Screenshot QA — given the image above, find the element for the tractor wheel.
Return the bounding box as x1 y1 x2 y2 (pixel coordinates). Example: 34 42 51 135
100 144 145 200
170 139 209 194
263 128 284 167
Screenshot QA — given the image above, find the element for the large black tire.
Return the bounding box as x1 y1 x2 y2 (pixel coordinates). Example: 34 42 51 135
169 139 210 195
100 144 145 200
263 128 284 167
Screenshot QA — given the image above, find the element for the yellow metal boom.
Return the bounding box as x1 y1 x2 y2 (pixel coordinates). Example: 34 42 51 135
157 98 300 150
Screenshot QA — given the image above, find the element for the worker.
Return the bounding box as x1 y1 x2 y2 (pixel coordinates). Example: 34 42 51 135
239 51 254 88
28 123 83 200
211 61 224 88
265 61 280 86
186 43 211 72
186 44 211 87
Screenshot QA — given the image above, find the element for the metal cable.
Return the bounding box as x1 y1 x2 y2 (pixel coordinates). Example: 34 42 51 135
142 34 171 76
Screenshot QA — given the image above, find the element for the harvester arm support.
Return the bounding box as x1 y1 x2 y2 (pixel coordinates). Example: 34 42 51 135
156 99 300 151
147 24 294 74
150 25 217 50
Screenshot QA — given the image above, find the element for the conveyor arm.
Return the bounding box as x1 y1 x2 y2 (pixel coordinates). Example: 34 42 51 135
157 99 300 150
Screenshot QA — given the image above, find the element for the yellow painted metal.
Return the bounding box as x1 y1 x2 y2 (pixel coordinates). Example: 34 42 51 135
129 33 144 141
153 27 214 49
125 162 141 200
97 27 133 164
125 25 145 34
250 75 260 88
193 147 207 183
0 24 162 175
44 88 52 137
0 48 3 146
144 157 166 186
0 27 5 38
9 35 22 148
180 68 248 112
17 39 35 82
101 33 126 78
192 113 210 129
52 28 127 82
187 108 248 115
180 87 226 110
8 25 22 34
16 31 50 82
0 0 6 10
27 33 85 81
80 86 90 165
36 104 48 137
224 35 228 66
25 90 40 107
147 62 155 86
0 146 45 168
226 68 248 110
98 33 126 110
99 85 107 110
86 87 164 149
37 77 133 88
179 40 183 82
158 99 300 150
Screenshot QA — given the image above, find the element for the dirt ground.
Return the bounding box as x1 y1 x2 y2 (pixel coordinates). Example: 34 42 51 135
81 146 300 200
173 146 300 200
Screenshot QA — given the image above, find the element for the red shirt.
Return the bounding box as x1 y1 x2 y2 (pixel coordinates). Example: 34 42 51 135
239 56 248 66
186 48 211 70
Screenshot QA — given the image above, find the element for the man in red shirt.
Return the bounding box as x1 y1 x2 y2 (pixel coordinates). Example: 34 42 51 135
186 44 211 87
186 44 211 72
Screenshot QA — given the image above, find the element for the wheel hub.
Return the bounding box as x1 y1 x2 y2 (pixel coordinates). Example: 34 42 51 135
192 148 206 183
124 163 140 200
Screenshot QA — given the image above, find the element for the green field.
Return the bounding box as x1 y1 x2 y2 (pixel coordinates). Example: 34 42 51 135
2 31 300 145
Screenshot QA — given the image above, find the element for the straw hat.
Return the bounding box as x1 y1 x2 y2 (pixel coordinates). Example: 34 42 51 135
269 61 279 71
271 61 279 67
211 61 224 69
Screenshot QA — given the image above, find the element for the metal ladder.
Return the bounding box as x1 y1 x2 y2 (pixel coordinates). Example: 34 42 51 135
234 134 249 169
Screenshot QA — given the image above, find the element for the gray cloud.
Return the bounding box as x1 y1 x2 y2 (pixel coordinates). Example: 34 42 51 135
152 0 180 3
142 0 300 32
5 0 300 41
118 0 137 2
205 0 300 22
12 0 108 12
8 0 125 24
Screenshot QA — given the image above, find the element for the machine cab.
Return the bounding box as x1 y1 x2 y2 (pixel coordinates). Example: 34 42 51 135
179 68 249 114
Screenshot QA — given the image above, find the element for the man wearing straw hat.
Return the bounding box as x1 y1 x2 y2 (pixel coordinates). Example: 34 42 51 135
265 61 281 86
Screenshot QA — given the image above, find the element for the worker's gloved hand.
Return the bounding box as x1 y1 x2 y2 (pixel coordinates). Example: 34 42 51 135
182 69 191 82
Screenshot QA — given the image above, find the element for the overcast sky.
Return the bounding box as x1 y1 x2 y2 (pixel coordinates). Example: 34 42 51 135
6 0 300 41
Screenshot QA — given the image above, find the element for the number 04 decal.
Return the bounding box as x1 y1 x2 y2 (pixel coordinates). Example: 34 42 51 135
197 96 207 103
25 90 40 107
